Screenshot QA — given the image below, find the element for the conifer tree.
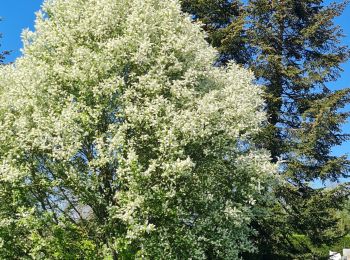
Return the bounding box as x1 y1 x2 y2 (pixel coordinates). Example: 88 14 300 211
182 0 350 258
0 0 275 258
181 0 250 64
248 1 350 257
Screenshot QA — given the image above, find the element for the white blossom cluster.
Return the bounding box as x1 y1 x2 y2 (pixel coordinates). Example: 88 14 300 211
0 0 276 258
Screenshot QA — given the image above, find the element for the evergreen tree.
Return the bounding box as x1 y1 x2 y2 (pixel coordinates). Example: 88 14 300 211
248 1 350 257
182 0 350 258
0 0 275 258
181 0 250 64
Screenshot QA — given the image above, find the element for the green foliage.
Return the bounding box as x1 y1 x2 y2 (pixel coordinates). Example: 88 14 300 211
181 0 250 65
280 234 350 259
0 0 275 258
182 0 350 258
245 234 350 259
338 200 350 234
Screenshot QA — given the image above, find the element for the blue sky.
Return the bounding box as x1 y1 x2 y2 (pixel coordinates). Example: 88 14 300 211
0 1 43 60
0 0 349 186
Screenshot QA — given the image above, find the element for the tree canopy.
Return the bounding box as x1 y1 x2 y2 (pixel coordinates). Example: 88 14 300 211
0 0 275 258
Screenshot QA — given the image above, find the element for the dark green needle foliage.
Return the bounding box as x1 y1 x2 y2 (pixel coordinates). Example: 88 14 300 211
181 0 251 65
182 0 350 258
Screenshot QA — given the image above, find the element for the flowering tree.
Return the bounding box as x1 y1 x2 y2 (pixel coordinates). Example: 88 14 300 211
0 0 275 258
